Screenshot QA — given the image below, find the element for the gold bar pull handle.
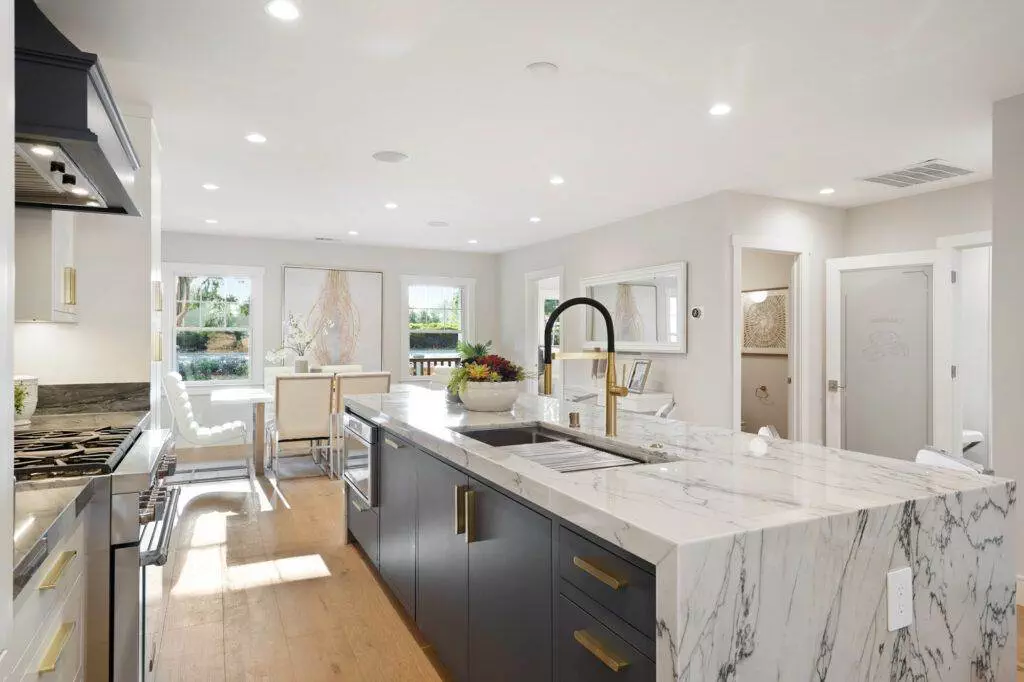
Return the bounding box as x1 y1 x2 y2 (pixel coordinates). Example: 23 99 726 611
572 556 627 590
37 621 75 674
464 489 476 543
39 550 77 591
454 484 468 534
573 629 630 672
63 267 77 306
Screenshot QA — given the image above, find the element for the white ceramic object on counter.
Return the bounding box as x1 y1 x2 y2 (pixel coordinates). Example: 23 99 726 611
459 381 521 412
14 375 38 426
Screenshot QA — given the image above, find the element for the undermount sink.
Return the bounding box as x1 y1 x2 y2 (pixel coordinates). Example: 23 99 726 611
454 424 646 473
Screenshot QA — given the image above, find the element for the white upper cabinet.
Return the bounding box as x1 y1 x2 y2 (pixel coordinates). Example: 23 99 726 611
15 208 77 323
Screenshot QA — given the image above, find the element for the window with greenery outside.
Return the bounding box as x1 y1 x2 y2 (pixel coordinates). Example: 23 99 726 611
174 275 252 381
408 285 464 358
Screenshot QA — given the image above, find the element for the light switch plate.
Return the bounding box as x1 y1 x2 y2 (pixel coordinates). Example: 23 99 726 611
887 566 913 631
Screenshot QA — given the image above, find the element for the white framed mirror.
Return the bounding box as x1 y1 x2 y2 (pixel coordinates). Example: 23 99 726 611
581 262 688 353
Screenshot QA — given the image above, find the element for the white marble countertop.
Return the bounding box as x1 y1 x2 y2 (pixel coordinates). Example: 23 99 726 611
348 385 1017 680
347 385 1007 564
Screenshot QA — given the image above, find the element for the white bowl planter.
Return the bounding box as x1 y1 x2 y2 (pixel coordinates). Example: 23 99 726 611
14 375 38 426
459 381 521 412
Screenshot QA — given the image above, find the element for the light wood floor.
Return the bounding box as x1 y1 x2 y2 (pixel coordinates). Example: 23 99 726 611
156 465 443 681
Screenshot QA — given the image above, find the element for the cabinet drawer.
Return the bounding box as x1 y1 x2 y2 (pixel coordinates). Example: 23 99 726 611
558 527 654 638
346 485 379 567
16 571 85 681
556 595 654 682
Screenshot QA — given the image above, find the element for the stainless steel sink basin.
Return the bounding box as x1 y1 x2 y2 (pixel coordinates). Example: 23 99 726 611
454 424 648 473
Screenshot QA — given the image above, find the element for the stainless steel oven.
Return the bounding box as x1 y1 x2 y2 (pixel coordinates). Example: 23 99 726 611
140 483 180 680
342 411 378 507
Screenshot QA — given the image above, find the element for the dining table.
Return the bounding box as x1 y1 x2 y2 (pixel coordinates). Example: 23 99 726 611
209 386 273 476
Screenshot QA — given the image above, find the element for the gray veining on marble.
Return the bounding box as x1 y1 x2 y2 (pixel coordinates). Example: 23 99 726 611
36 382 149 415
346 385 1016 681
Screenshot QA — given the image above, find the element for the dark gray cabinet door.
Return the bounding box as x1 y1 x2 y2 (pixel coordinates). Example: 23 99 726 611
378 433 417 617
415 453 469 682
467 478 553 682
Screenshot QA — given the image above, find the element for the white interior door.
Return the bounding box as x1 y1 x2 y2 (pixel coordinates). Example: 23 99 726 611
825 251 952 459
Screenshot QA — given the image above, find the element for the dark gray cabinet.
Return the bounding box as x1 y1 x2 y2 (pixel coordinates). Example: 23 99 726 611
415 452 469 682
378 433 417 616
346 485 379 567
467 479 553 682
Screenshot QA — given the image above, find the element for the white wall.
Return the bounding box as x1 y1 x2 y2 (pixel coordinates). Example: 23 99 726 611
844 180 991 256
13 209 151 384
161 232 501 430
498 191 844 439
740 250 795 437
992 93 1024 589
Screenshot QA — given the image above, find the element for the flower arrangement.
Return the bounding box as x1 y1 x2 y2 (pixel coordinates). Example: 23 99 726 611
266 313 334 365
448 354 527 393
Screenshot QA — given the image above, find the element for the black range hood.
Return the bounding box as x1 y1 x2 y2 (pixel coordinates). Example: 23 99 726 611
14 0 141 216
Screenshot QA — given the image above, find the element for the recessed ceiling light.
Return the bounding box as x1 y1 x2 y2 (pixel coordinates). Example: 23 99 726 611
348 230 359 236
85 200 100 207
264 0 300 21
372 150 409 163
30 145 54 157
384 202 398 210
709 102 732 116
529 216 541 223
467 239 478 245
70 187 89 196
427 221 449 228
525 61 559 75
245 132 267 144
205 218 219 224
549 175 565 185
819 187 835 195
202 183 220 191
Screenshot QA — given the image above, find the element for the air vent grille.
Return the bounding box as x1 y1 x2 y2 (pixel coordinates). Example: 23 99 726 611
314 236 338 242
862 159 973 188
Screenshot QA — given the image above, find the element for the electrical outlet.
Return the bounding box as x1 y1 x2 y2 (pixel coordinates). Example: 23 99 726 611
887 567 913 631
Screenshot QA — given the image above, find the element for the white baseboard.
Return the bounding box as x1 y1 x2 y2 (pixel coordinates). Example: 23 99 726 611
1017 575 1023 606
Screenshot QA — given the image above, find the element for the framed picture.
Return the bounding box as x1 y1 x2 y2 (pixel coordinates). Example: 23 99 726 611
282 266 384 370
627 359 651 394
742 288 788 355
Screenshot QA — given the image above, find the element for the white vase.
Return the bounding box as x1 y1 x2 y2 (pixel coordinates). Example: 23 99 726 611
14 375 38 426
459 381 521 412
293 357 310 373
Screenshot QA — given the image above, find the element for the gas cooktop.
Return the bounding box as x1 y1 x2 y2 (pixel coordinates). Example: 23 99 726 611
14 425 143 481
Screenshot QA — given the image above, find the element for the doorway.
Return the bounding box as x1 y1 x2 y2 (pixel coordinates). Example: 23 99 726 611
739 250 798 438
524 268 563 395
825 250 951 460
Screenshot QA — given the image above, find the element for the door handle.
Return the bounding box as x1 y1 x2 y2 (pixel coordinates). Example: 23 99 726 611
464 488 476 543
454 484 468 534
827 379 846 393
38 621 75 674
383 437 399 450
573 629 630 672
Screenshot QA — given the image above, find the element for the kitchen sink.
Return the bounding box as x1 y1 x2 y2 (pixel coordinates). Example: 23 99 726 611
454 425 647 473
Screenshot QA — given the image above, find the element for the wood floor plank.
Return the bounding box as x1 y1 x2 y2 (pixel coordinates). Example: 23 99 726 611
160 473 441 681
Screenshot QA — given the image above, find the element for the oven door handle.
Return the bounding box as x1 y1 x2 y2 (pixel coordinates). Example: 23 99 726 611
140 487 180 568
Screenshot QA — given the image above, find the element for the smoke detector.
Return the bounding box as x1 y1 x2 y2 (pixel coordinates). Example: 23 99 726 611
861 159 973 189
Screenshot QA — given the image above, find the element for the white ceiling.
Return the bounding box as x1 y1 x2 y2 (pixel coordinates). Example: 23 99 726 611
38 0 1024 252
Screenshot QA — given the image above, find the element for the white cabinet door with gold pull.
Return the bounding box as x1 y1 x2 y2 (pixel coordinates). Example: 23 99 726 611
14 208 77 323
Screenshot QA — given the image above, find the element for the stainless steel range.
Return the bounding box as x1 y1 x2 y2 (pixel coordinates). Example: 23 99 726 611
13 424 143 480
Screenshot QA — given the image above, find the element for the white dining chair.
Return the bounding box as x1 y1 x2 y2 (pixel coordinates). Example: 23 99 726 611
163 372 248 448
269 374 335 477
331 372 392 477
914 447 984 474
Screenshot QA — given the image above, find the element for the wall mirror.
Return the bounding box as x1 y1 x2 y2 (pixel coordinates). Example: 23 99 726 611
581 262 687 353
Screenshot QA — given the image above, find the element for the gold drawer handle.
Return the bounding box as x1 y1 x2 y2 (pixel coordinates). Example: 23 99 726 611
573 629 630 672
454 484 468 534
573 556 627 590
38 621 75 674
384 437 399 449
38 550 77 591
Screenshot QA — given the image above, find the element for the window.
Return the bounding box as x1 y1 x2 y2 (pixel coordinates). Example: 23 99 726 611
163 263 264 386
401 276 475 378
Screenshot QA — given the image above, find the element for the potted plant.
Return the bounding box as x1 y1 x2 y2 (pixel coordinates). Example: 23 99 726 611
448 354 527 412
14 375 38 426
266 313 334 372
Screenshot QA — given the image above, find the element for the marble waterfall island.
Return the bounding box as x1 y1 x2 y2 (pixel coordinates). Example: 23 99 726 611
346 385 1016 681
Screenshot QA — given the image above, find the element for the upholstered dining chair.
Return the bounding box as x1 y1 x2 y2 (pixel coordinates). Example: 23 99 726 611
331 371 392 477
269 373 335 477
163 372 248 448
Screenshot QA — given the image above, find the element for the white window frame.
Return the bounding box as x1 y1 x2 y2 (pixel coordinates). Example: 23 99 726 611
162 262 264 392
401 275 476 381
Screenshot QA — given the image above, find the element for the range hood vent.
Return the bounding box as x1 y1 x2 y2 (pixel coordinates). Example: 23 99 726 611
861 159 974 189
14 0 141 216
